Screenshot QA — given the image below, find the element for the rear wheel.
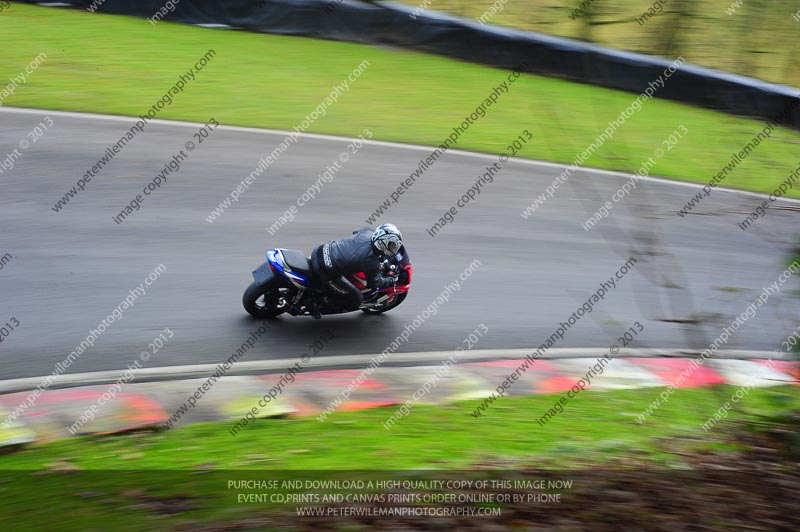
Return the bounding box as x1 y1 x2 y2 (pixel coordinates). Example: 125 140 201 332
242 281 292 318
361 292 407 314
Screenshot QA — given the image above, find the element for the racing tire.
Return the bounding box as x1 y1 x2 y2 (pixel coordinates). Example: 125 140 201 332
360 292 407 314
242 281 291 318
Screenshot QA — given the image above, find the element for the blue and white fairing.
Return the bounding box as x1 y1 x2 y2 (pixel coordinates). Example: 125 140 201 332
267 249 312 288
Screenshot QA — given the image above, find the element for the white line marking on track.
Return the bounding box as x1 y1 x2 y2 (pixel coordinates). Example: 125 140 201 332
2 106 799 205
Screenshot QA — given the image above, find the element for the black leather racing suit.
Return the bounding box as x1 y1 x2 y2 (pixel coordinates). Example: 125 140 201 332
310 227 398 311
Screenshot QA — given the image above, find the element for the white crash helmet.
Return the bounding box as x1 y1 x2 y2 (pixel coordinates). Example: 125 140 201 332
372 223 403 257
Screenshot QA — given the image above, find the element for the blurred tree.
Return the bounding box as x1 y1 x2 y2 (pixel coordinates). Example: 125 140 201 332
653 0 699 58
734 0 772 81
573 0 600 42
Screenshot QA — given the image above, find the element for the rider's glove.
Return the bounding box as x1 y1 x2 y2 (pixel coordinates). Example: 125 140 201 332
375 271 397 288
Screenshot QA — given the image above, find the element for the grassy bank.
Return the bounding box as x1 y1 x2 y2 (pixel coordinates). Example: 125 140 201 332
1 3 799 198
396 0 800 87
1 386 797 531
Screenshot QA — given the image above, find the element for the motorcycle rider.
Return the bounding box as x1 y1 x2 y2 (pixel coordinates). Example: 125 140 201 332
309 223 403 318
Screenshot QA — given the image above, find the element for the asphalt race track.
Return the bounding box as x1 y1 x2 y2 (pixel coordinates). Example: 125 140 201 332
1 107 798 380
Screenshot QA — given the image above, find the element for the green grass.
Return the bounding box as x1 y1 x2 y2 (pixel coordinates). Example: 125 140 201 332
3 386 798 470
1 3 800 198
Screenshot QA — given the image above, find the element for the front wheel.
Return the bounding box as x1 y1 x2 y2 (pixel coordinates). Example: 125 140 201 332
361 292 407 314
242 281 292 318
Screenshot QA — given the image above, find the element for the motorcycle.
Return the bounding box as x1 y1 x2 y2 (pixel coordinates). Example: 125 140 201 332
242 247 412 318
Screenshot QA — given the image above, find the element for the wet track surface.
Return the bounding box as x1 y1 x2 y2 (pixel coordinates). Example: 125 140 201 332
1 108 798 379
